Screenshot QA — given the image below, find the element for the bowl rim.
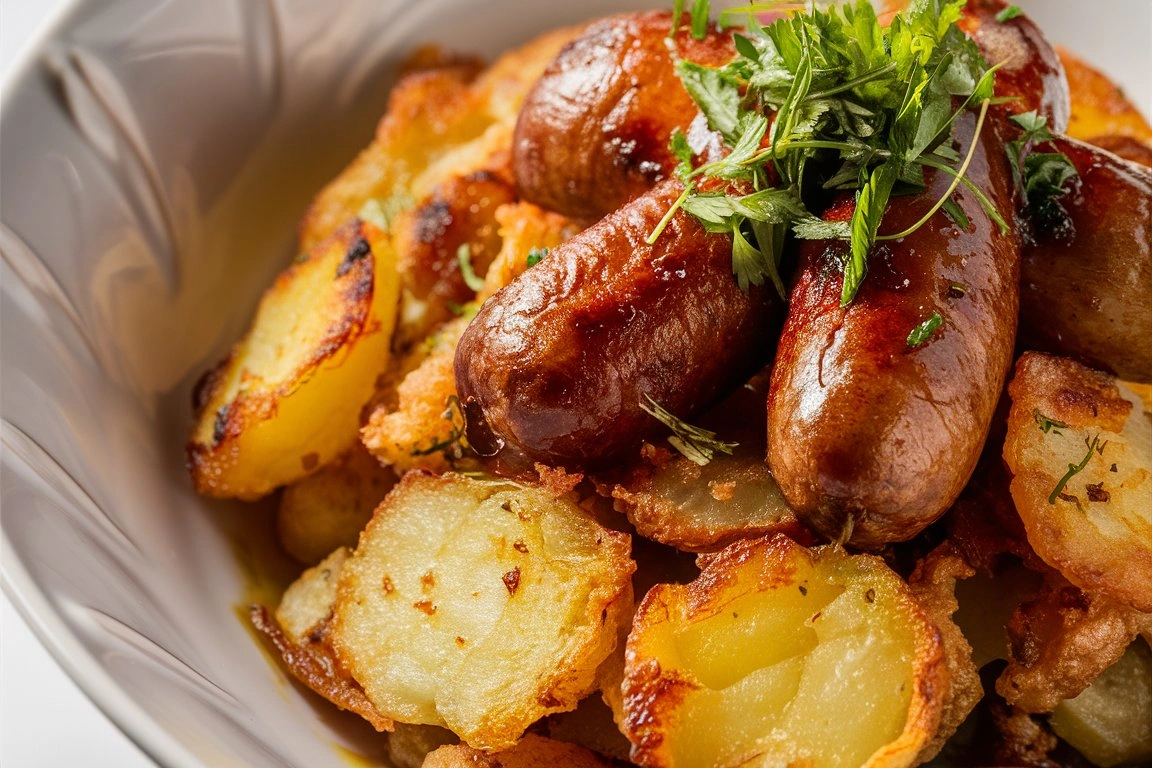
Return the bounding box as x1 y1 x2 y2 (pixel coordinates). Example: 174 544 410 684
2 4 202 764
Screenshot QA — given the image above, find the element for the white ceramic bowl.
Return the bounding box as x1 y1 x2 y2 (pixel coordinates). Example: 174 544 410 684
2 1 1148 765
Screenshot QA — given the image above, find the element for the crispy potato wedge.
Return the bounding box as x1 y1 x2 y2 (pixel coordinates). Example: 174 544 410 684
331 473 635 749
1049 638 1152 768
622 534 946 768
997 570 1152 713
388 723 459 768
1060 46 1152 146
188 220 399 500
253 549 392 731
475 201 578 303
422 733 614 768
300 28 578 253
277 446 396 564
1003 352 1152 611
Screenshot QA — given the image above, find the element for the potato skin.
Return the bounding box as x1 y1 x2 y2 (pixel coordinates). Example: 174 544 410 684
1018 138 1152 382
767 111 1019 548
513 11 733 222
455 180 779 469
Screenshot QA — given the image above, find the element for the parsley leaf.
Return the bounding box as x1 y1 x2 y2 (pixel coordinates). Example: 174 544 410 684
1005 110 1079 225
906 312 943 347
457 244 485 292
995 5 1024 23
525 247 549 268
844 160 898 306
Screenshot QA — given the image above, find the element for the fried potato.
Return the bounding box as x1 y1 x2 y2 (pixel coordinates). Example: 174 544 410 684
422 733 614 768
330 473 635 749
1049 638 1152 768
997 570 1152 713
361 202 577 473
541 690 633 762
277 445 397 564
906 544 981 762
622 534 946 768
1059 46 1152 146
300 28 578 253
388 723 459 768
188 220 400 500
253 549 392 731
1003 352 1152 611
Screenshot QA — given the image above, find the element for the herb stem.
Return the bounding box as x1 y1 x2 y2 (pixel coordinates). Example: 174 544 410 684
918 156 1010 234
1049 435 1099 504
877 98 991 242
646 183 693 245
806 62 898 100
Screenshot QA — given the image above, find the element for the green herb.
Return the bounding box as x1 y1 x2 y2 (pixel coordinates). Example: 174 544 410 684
1049 435 1099 504
1033 410 1069 435
457 244 485 292
411 395 468 458
690 0 711 40
525 247 549 268
995 5 1024 22
640 394 737 466
661 0 1001 304
1005 110 1079 221
941 199 970 229
445 301 479 319
906 312 943 347
358 191 414 231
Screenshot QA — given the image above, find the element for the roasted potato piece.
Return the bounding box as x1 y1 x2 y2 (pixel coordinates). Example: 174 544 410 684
1017 138 1152 382
422 733 614 768
188 220 400 500
1004 352 1152 611
475 202 578 303
388 723 459 768
277 445 396 564
330 473 635 749
456 180 779 470
1049 638 1152 768
541 693 633 763
300 27 577 252
513 11 733 222
997 570 1152 713
252 549 392 732
622 534 947 768
1059 46 1152 146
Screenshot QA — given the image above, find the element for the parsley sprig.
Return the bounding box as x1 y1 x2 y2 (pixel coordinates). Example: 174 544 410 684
1005 110 1079 229
659 0 1003 305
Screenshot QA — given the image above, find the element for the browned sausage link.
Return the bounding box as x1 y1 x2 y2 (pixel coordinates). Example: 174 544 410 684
455 180 779 469
959 0 1070 131
767 110 1020 548
512 11 734 223
1018 137 1152 382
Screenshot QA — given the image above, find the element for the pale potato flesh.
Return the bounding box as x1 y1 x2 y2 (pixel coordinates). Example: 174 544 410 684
188 220 399 500
623 534 945 768
275 547 350 643
331 473 635 750
1004 352 1152 612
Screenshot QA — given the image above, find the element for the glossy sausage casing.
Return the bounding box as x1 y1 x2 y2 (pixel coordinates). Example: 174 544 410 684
767 112 1020 548
455 180 779 468
513 11 733 223
1018 137 1152 382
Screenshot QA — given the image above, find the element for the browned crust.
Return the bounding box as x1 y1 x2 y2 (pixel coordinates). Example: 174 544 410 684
249 605 392 732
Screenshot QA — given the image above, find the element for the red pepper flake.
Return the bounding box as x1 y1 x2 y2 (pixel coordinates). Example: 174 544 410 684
413 599 436 615
513 539 529 554
502 567 521 596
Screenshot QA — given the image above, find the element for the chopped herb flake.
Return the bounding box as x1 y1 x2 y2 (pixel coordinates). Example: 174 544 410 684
640 394 737 466
907 312 943 347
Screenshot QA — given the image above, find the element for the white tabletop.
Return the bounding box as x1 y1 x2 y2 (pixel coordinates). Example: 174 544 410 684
1 3 154 763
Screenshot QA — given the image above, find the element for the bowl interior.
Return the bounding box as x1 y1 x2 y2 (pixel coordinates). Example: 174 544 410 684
1 1 1147 766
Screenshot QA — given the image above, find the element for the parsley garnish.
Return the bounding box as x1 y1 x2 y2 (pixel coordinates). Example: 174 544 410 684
1033 410 1069 435
1049 434 1099 504
457 244 485 292
525 247 549 268
411 395 468 458
906 312 943 347
1005 111 1079 226
658 0 1002 305
640 394 737 466
995 5 1024 23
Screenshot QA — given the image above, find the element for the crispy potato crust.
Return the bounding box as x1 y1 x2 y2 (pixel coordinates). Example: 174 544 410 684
331 473 635 749
422 733 615 768
1059 46 1152 146
188 220 399 499
1004 352 1152 611
622 534 946 768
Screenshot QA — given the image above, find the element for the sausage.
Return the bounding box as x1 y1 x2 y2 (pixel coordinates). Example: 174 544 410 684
1018 137 1152 381
767 109 1020 548
512 11 733 223
455 180 779 469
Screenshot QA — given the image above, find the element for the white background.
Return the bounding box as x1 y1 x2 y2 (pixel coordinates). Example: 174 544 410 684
2 1 154 764
0 1 1148 767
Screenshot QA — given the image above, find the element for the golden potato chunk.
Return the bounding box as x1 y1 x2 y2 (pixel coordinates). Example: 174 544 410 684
422 733 614 768
188 220 399 499
275 547 350 643
331 473 635 749
1004 352 1152 612
388 723 459 768
622 534 946 768
1060 46 1152 146
277 445 397 564
1050 638 1152 768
